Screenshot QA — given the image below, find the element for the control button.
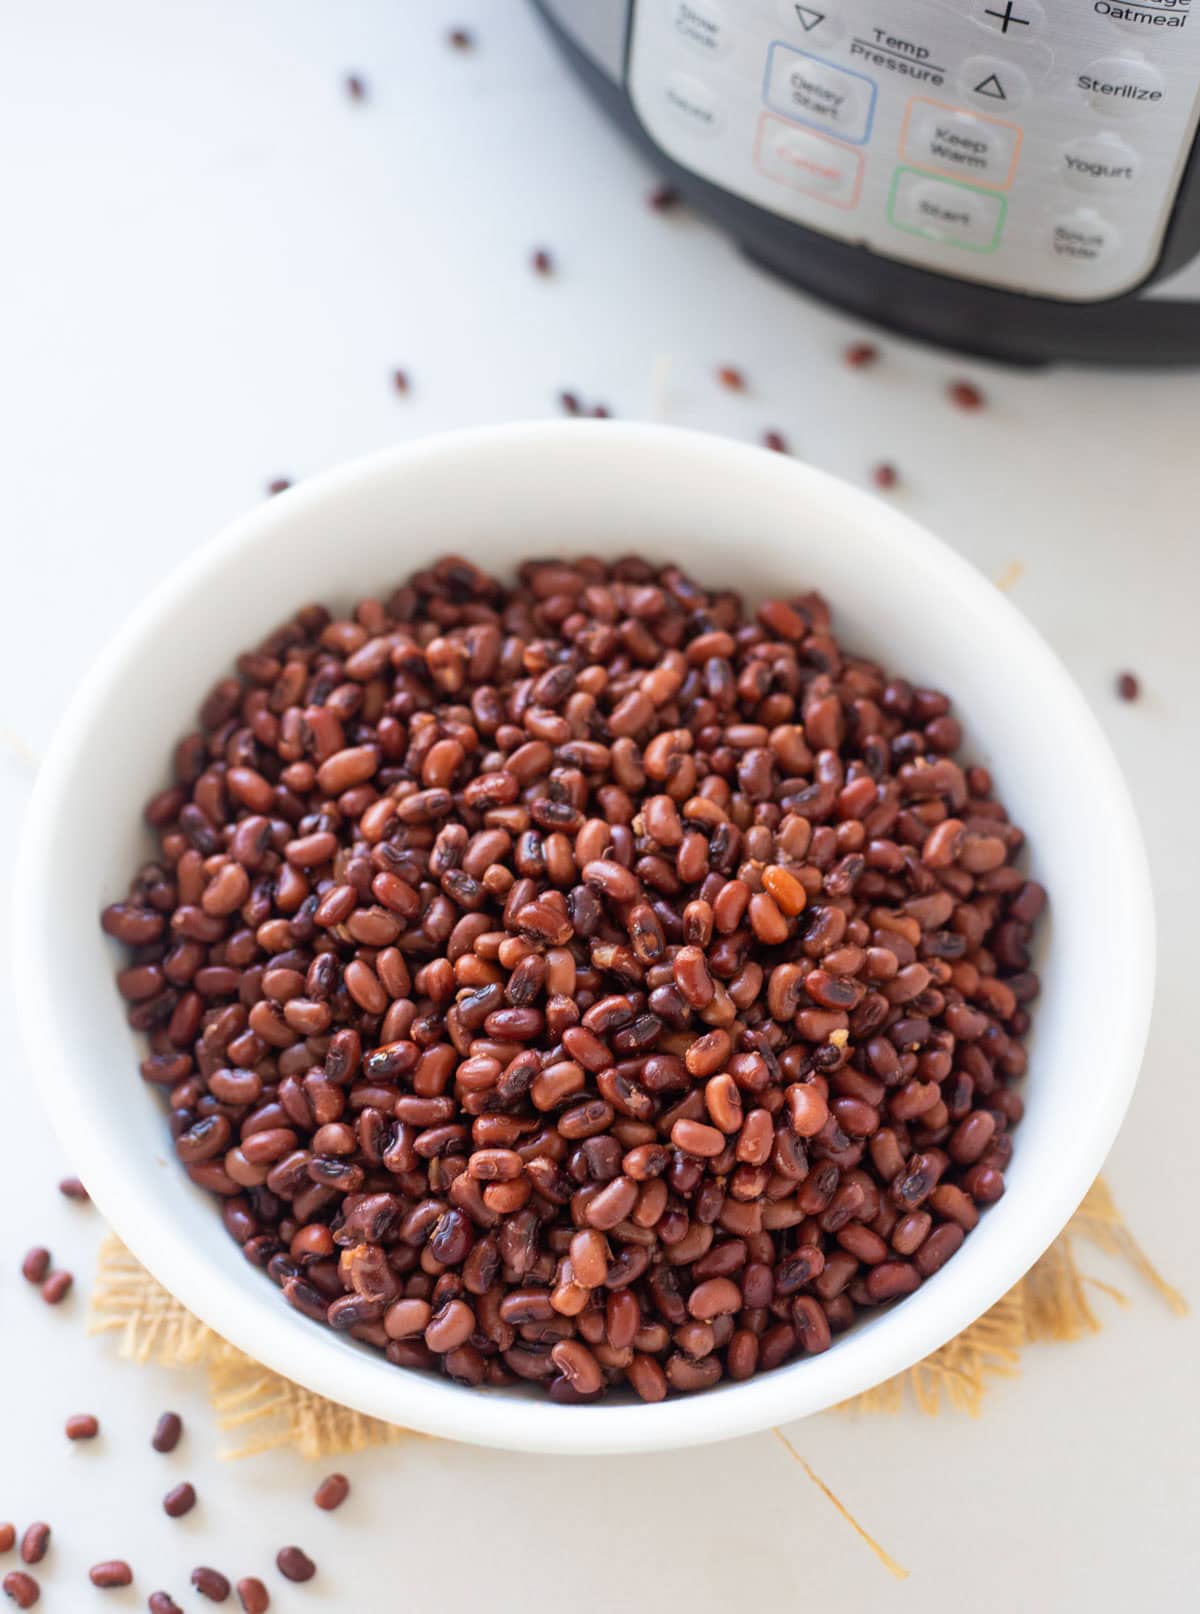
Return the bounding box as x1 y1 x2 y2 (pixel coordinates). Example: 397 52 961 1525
1096 1 1191 37
977 1 1045 36
777 1 844 42
663 70 724 134
754 112 865 207
889 167 1007 250
902 98 1022 189
959 54 1033 107
764 43 877 144
1078 56 1166 115
974 72 1007 99
666 1 732 58
1049 207 1121 262
1061 131 1142 191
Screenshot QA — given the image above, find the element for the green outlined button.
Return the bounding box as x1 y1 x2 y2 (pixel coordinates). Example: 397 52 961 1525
887 166 1007 252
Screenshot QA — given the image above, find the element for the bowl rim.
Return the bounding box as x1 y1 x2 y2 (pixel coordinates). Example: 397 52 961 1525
13 420 1156 1454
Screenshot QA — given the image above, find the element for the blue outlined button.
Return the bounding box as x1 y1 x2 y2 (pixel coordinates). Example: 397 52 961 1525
763 42 877 145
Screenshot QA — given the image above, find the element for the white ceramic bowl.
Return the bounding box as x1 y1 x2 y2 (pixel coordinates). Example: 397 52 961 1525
15 422 1154 1455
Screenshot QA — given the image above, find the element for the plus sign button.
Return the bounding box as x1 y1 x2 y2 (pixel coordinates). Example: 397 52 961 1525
977 0 1045 36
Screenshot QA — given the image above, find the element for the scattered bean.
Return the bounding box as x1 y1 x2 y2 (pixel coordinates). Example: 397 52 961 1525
844 342 879 368
20 1249 50 1285
236 1579 270 1614
275 1547 315 1584
1 1571 39 1608
191 1566 231 1602
948 379 985 411
152 1411 183 1453
163 1483 197 1518
89 1562 133 1589
18 1529 47 1569
313 1474 349 1511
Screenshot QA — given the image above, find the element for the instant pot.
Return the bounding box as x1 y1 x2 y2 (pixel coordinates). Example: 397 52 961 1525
532 0 1200 363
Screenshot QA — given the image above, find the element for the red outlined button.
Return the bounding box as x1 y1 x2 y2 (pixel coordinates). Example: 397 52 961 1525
754 112 864 208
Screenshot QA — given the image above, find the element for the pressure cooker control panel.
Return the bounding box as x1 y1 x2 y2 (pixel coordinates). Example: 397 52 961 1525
627 0 1200 300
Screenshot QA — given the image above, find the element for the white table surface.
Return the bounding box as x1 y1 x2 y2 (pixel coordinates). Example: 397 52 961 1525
1 2 1197 1609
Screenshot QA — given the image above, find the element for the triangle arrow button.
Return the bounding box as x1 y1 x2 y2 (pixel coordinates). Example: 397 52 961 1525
974 72 1007 99
794 6 826 30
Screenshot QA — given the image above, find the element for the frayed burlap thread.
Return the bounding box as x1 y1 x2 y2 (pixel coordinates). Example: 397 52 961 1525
840 1178 1186 1417
88 1177 1184 1458
87 1240 409 1459
207 1362 409 1460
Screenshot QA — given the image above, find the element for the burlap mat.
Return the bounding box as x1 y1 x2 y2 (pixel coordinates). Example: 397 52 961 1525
88 1177 1183 1456
83 1177 1184 1581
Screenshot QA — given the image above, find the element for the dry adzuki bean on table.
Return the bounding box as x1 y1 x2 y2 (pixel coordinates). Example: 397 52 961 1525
102 554 1043 1403
313 1473 349 1511
151 1411 183 1453
18 1528 48 1569
844 342 879 369
163 1482 197 1518
20 1249 50 1285
39 1272 71 1306
1 1572 39 1609
236 1579 270 1614
275 1548 315 1584
192 1566 231 1603
89 1560 133 1589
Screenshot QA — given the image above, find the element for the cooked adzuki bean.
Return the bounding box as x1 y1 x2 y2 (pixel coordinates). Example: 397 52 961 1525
102 554 1042 1401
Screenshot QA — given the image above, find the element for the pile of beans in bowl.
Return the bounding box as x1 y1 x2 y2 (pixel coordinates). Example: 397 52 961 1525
101 554 1043 1403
